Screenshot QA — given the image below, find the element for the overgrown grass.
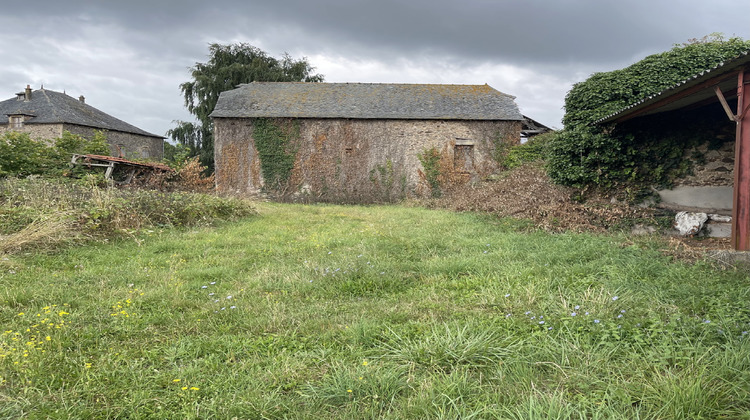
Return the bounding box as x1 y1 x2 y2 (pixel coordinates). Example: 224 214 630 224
0 177 256 253
1 203 748 419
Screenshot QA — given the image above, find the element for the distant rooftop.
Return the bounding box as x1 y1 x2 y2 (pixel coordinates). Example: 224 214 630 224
0 86 163 138
210 82 523 121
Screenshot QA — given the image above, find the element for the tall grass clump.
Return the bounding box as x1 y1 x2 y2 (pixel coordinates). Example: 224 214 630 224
0 176 255 253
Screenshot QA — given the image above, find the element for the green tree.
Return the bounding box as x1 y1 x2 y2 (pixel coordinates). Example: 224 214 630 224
168 43 324 172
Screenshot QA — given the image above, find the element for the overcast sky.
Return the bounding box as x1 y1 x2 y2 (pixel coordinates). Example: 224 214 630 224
1 0 748 138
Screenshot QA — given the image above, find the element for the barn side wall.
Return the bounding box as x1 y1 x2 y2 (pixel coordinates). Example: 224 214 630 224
214 118 520 202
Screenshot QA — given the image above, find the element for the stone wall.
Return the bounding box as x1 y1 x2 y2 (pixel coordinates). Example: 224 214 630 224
1 123 163 160
64 125 163 160
674 134 735 187
655 113 735 215
0 123 63 143
214 118 520 202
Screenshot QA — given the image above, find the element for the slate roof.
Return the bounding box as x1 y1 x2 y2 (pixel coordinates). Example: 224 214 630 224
0 88 163 138
210 82 523 121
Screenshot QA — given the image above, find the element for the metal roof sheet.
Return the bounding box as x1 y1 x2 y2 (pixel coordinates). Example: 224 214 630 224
595 50 750 124
210 82 523 121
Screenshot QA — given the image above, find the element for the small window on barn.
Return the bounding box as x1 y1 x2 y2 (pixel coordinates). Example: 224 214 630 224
454 139 474 173
139 147 150 159
9 115 24 129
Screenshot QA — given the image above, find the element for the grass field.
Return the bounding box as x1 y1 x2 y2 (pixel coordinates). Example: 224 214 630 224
1 203 749 419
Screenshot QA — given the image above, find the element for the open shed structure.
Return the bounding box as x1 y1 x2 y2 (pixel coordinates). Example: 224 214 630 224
597 51 750 250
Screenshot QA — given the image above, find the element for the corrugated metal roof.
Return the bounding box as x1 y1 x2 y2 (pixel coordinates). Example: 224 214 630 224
210 82 523 121
595 50 750 124
77 154 174 171
0 88 164 138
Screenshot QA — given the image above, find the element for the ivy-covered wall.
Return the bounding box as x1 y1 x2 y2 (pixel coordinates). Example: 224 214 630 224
615 104 735 188
547 36 750 193
213 117 520 202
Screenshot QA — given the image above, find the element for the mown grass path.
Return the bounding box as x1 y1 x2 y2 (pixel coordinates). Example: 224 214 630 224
1 203 748 419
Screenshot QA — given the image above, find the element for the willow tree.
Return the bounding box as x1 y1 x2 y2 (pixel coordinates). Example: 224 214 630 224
169 43 324 172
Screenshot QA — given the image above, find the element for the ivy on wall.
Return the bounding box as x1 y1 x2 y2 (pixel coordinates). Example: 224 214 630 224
368 159 406 202
252 118 300 191
547 35 750 194
418 147 442 197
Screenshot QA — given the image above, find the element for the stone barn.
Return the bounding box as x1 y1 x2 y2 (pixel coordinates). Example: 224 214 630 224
210 82 523 202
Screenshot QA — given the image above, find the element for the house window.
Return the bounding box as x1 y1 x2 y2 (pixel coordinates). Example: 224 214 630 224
454 139 475 173
9 116 23 129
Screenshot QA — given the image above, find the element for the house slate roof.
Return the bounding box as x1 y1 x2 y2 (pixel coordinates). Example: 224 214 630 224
210 82 524 121
0 88 163 138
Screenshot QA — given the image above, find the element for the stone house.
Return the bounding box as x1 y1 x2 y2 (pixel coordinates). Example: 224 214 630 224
210 82 523 202
0 86 164 159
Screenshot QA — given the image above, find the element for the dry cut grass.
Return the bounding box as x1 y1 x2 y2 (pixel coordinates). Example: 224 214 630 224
427 162 660 233
0 212 78 254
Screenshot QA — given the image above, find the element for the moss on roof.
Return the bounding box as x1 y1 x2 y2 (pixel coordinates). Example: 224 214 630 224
210 82 523 121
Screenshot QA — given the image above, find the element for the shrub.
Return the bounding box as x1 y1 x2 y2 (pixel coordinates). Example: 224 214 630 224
0 130 111 178
502 133 552 169
0 132 52 177
139 156 215 193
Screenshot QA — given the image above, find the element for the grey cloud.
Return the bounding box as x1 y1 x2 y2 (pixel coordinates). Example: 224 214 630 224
2 0 748 134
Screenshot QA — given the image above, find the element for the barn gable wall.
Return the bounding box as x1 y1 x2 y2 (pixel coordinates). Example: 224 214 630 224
214 117 520 202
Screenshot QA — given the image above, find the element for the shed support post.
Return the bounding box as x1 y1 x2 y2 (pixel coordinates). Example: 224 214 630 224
104 162 115 180
732 70 750 251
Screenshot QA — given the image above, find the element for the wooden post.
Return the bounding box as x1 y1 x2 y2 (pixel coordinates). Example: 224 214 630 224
104 162 115 180
732 70 750 251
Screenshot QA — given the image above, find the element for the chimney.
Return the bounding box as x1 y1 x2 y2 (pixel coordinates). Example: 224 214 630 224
79 95 85 104
24 85 32 101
